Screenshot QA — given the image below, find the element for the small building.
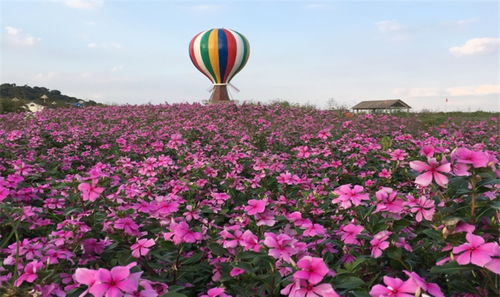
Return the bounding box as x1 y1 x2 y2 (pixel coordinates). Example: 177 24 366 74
40 94 49 104
24 102 45 112
352 99 411 113
11 97 20 102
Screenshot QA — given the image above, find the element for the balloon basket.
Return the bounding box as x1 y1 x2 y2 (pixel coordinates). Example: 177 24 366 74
209 85 231 104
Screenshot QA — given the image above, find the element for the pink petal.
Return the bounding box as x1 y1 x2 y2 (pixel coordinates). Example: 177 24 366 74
399 279 418 294
110 266 130 282
410 161 430 172
369 284 390 297
427 283 445 297
308 271 326 284
313 284 340 297
78 183 90 191
95 269 112 283
105 287 122 297
465 233 485 246
116 278 138 293
470 250 492 267
293 270 311 280
74 268 96 285
455 251 471 265
415 171 433 186
436 162 451 173
433 172 448 187
89 283 109 297
452 243 471 254
485 258 500 275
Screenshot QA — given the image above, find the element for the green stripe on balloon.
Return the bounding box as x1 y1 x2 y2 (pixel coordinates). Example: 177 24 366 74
200 29 217 83
231 31 250 81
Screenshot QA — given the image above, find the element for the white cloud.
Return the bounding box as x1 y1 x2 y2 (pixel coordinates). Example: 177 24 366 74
87 42 122 49
450 38 500 57
455 18 478 26
4 26 40 46
393 87 443 97
50 0 103 9
446 84 500 96
34 72 58 82
375 20 404 33
393 84 500 97
111 65 124 72
190 4 222 11
80 72 92 79
304 3 333 9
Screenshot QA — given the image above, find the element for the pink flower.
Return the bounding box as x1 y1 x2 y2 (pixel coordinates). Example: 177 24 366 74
293 256 330 285
452 148 489 168
14 260 43 287
302 223 326 237
409 158 451 187
277 172 300 185
404 271 444 297
452 233 498 267
370 231 391 258
374 187 404 214
370 276 417 297
114 218 140 236
220 229 244 249
240 230 260 252
245 199 267 215
281 280 340 297
229 267 246 277
339 223 364 245
409 196 435 222
168 221 203 245
131 238 155 258
379 168 392 178
420 145 435 158
390 149 407 161
74 268 97 297
263 232 300 262
0 185 9 202
78 179 105 202
200 287 231 297
332 184 369 209
89 264 139 297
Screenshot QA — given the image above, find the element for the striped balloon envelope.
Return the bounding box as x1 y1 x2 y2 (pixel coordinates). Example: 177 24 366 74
189 28 250 85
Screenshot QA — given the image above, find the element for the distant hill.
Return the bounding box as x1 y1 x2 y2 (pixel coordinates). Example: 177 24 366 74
0 83 101 113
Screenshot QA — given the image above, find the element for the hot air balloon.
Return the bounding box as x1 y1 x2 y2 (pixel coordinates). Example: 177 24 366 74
189 28 250 103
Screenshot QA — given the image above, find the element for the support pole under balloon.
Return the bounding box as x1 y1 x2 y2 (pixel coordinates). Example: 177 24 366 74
209 85 231 103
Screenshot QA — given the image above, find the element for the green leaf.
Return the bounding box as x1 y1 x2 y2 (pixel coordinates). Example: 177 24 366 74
350 290 371 297
422 229 442 241
477 178 500 187
181 252 203 265
386 246 402 260
380 136 392 150
160 293 188 297
333 276 366 290
430 262 476 274
208 243 226 256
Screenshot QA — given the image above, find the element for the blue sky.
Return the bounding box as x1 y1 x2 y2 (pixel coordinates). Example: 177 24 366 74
1 0 499 111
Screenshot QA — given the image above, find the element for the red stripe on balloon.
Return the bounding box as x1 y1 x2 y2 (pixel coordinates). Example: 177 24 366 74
189 32 212 82
222 29 236 83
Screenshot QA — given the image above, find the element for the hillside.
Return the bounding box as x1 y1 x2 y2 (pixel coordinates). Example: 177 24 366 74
0 83 100 113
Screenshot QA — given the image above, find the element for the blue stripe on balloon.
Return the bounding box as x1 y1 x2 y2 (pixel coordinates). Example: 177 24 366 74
218 29 228 82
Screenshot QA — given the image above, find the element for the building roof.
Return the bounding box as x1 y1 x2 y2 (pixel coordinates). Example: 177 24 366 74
352 99 411 109
40 94 49 99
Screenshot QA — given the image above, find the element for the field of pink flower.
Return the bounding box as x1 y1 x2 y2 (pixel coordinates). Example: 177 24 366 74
0 103 498 297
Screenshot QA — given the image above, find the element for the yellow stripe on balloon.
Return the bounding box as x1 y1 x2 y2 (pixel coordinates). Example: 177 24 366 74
208 29 221 83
